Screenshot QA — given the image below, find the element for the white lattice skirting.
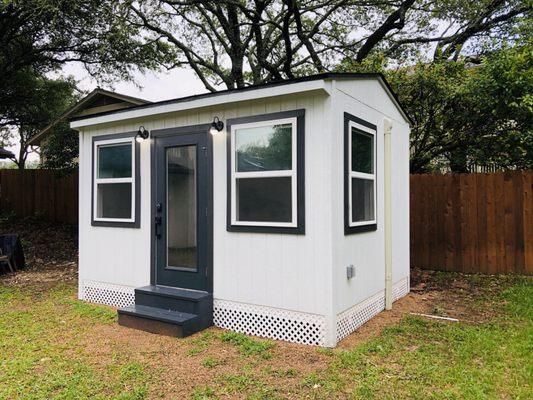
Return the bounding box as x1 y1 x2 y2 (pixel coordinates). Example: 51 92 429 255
213 300 327 346
80 277 409 347
80 280 135 308
336 277 410 342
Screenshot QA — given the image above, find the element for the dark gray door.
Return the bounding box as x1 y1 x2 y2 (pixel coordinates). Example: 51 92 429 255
154 133 208 291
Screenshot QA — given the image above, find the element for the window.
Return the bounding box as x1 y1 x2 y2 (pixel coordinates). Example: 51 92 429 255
227 110 305 234
344 113 377 234
92 133 140 228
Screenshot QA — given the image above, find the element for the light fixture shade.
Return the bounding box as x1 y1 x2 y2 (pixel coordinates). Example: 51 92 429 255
209 125 221 135
210 116 224 135
136 126 150 143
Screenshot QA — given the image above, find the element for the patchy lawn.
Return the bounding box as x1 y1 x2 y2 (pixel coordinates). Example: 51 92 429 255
0 218 531 399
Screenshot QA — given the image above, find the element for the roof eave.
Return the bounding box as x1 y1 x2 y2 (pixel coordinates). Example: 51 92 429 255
27 89 151 145
70 79 333 129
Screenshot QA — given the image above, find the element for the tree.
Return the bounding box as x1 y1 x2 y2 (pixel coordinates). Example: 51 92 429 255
354 44 532 173
40 122 79 173
0 0 171 169
0 0 165 91
0 74 79 169
125 0 529 91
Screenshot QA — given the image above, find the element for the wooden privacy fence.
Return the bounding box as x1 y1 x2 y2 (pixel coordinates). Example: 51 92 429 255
0 170 78 224
0 169 531 274
410 170 532 275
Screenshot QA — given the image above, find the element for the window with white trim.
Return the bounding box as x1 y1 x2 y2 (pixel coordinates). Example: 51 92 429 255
93 137 136 224
227 110 305 233
346 115 377 232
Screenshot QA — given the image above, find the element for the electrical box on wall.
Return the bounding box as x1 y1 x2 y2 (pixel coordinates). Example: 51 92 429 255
346 265 356 279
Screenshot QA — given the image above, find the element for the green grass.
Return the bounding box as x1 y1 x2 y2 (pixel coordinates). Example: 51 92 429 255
0 275 531 399
219 331 275 359
298 276 533 399
0 284 150 399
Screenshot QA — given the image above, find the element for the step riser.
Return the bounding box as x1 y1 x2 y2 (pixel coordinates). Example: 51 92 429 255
118 312 213 338
135 292 213 315
118 313 185 337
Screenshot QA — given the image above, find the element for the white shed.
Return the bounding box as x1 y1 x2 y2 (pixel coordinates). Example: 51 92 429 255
72 73 411 347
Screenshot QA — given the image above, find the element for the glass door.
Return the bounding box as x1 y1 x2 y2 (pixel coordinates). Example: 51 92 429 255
154 133 208 290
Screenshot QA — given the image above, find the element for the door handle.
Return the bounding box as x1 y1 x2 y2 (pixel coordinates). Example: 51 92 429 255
155 216 162 239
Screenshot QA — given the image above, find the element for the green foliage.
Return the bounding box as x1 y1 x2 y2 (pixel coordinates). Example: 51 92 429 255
40 122 79 173
0 72 79 169
341 44 532 172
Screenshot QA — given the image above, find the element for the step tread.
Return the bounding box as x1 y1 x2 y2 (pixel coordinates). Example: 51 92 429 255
136 285 211 302
118 305 197 325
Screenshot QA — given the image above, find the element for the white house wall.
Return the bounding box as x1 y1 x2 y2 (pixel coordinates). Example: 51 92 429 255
78 92 336 345
77 77 410 347
329 80 410 341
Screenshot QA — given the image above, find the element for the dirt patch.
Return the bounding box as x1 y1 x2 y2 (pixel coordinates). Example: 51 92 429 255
0 217 77 289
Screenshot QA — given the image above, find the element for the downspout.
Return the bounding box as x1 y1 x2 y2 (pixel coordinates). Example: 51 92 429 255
384 118 393 310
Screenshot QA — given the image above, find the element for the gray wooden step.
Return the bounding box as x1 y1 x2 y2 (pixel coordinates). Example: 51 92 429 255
117 304 212 338
135 285 212 315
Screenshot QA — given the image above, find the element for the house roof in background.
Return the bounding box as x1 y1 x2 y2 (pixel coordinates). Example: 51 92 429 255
0 148 14 159
70 73 412 127
27 89 150 146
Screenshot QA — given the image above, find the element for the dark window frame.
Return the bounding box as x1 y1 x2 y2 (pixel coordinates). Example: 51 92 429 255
227 109 305 234
344 112 378 234
91 131 141 228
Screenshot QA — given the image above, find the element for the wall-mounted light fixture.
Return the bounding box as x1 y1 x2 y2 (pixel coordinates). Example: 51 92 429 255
209 116 224 135
135 126 150 143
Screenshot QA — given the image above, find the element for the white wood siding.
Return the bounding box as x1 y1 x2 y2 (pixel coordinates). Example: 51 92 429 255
78 92 334 317
330 80 410 315
77 77 409 347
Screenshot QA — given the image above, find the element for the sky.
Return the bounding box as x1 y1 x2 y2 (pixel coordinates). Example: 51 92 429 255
6 63 208 165
62 62 208 102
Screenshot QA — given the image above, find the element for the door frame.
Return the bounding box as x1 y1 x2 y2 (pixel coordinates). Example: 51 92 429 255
150 123 213 293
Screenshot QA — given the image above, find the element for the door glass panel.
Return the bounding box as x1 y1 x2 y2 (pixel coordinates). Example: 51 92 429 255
166 145 197 270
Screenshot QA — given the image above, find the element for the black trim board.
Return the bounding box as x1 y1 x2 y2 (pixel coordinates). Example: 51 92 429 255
150 123 214 293
226 109 305 234
70 73 412 125
91 131 141 228
344 112 378 235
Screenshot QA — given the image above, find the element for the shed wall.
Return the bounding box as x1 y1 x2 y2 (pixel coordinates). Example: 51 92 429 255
78 93 334 337
330 80 410 340
77 78 410 347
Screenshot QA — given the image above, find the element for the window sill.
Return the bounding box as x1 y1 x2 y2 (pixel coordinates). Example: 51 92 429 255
344 223 377 235
227 223 305 234
91 220 140 228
